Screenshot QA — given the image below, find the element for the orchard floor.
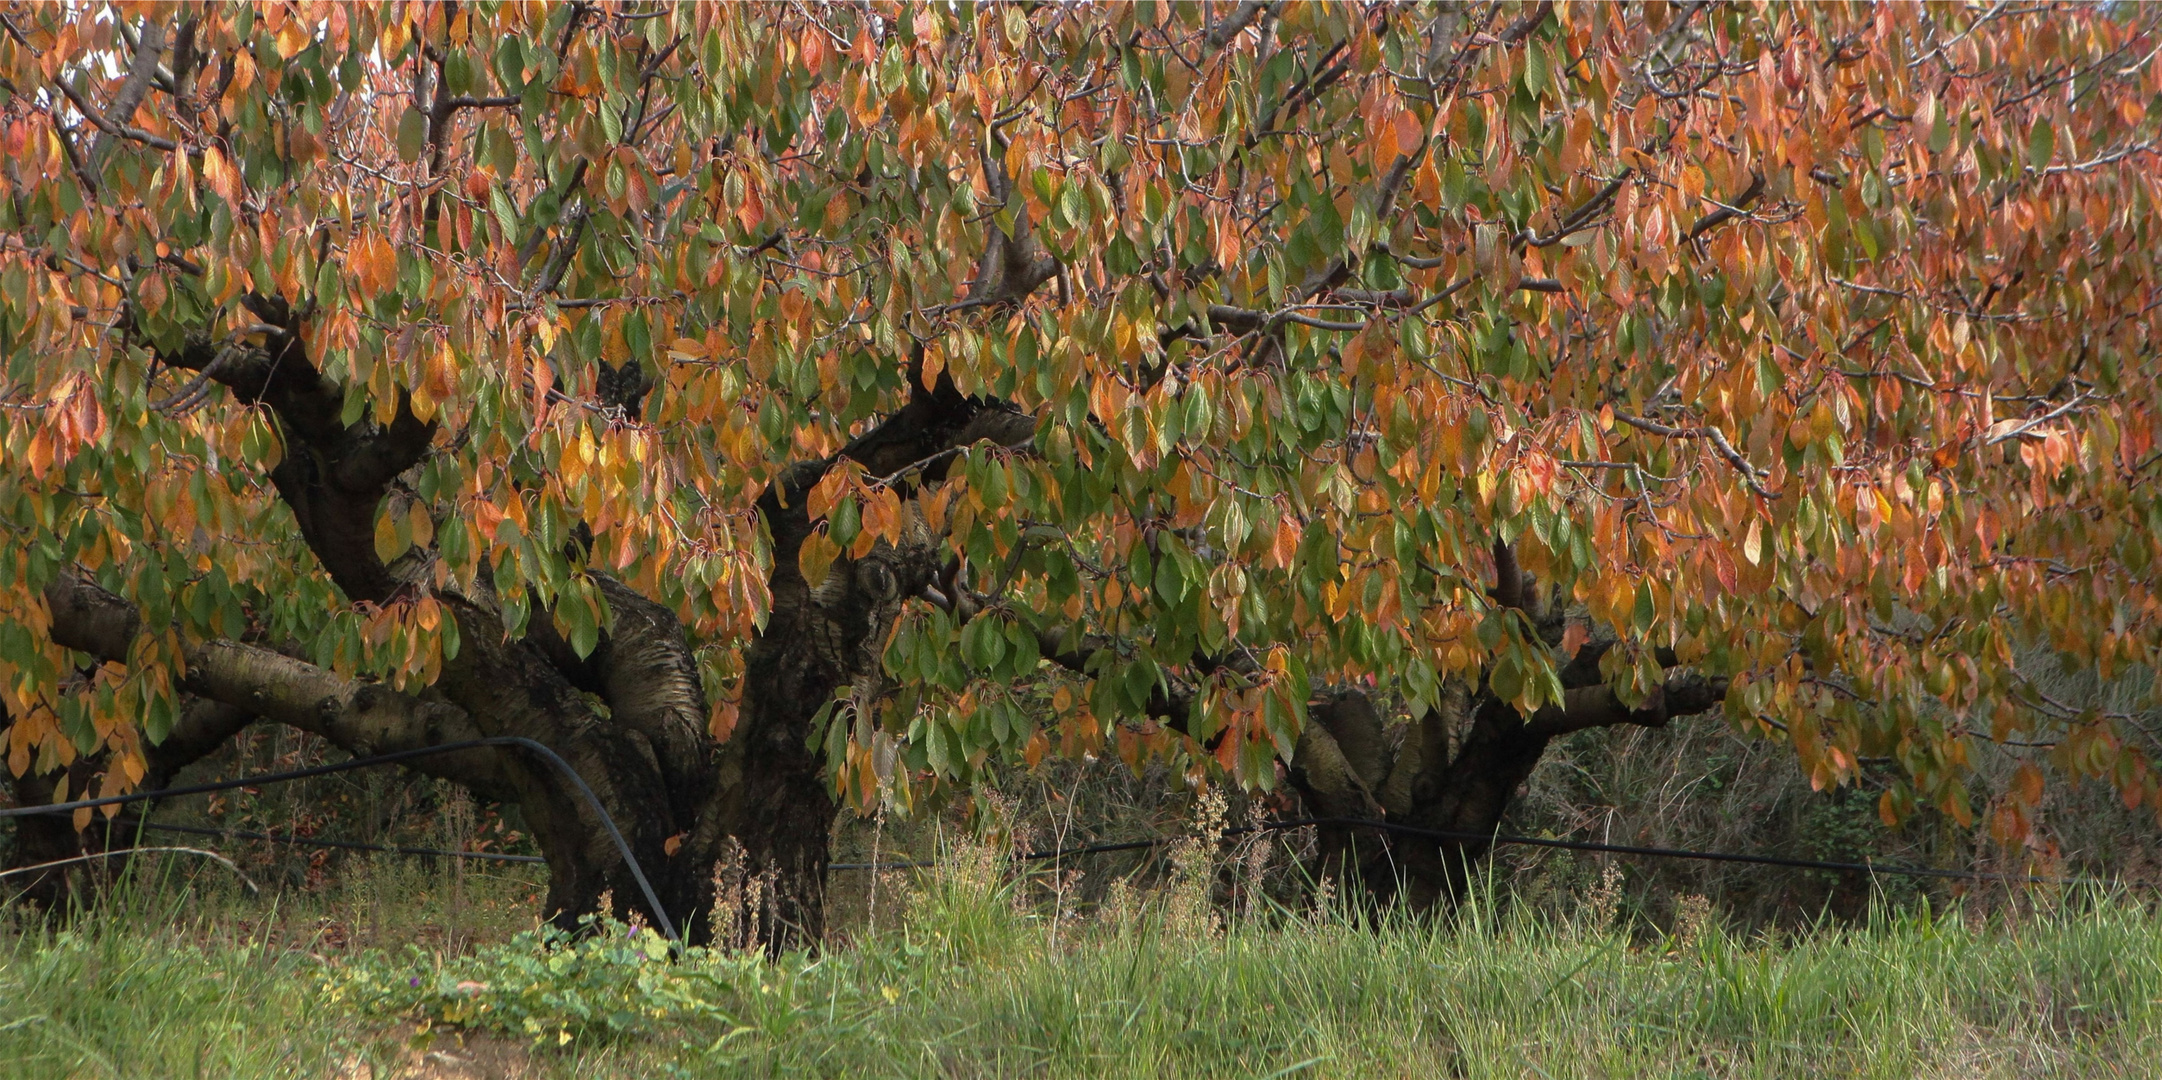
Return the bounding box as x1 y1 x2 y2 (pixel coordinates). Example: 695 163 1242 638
2 851 2159 1079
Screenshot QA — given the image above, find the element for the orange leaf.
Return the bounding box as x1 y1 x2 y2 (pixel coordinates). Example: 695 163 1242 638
1271 514 1299 569
2014 762 2045 806
920 344 946 391
806 468 852 522
709 699 739 742
1560 621 1589 659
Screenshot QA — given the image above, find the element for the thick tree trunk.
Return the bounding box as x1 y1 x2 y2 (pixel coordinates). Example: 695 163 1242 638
3 762 109 911
22 347 1031 950
1283 554 1728 912
704 389 1035 947
3 699 251 911
1286 662 1729 912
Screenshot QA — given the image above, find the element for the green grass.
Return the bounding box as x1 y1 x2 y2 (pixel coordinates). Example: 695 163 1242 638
4 854 2160 1079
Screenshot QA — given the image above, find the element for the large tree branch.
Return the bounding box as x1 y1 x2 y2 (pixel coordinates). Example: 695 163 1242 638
1527 671 1728 737
41 571 512 797
153 306 439 603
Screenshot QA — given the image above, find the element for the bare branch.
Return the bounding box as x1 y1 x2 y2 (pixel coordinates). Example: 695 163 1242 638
1499 0 1555 44
87 18 169 164
1615 411 1779 499
1684 170 1767 244
1207 2 1268 49
57 78 179 152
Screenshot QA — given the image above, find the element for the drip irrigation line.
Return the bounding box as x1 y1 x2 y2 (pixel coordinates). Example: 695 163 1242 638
9 754 2143 930
0 736 678 943
87 818 547 865
830 815 2134 890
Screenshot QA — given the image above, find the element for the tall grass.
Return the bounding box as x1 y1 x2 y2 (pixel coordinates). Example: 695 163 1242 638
4 846 2160 1079
0 881 346 1079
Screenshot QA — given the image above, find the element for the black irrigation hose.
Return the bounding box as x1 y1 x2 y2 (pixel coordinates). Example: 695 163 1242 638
116 820 547 865
832 815 2141 890
0 736 678 943
10 751 2144 934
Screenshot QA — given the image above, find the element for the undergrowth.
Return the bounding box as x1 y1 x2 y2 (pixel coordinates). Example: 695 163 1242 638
4 842 2160 1079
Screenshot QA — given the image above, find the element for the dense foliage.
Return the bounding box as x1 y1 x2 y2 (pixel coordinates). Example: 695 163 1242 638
2 1 2158 932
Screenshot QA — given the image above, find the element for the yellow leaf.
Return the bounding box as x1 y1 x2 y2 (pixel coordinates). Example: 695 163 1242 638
797 530 839 588
375 505 408 564
276 20 310 58
920 345 946 391
1742 517 1763 565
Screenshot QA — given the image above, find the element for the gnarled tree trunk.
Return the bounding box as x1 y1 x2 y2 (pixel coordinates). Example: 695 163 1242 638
20 331 1034 951
1282 555 1727 910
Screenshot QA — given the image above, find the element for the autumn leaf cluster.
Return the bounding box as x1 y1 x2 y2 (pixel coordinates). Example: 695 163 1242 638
2 2 2158 845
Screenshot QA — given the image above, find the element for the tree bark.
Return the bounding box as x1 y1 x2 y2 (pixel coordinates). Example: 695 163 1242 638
18 347 1035 950
1283 563 1729 912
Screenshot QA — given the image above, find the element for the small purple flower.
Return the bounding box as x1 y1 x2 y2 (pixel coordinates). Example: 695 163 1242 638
410 977 421 987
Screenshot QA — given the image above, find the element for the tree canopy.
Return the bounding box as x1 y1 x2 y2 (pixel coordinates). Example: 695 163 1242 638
3 1 2159 936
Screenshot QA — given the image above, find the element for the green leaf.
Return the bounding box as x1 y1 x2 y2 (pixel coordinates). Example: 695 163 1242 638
1123 657 1158 714
2027 119 2053 168
396 107 427 163
1060 179 1087 227
488 183 522 245
1488 649 1524 705
569 605 599 659
1003 618 1040 678
1153 550 1187 606
963 615 1007 674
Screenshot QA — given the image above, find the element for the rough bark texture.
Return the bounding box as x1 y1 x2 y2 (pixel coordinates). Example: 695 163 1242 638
5 26 1699 940
15 315 1037 951
715 379 1037 944
1281 554 1729 911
